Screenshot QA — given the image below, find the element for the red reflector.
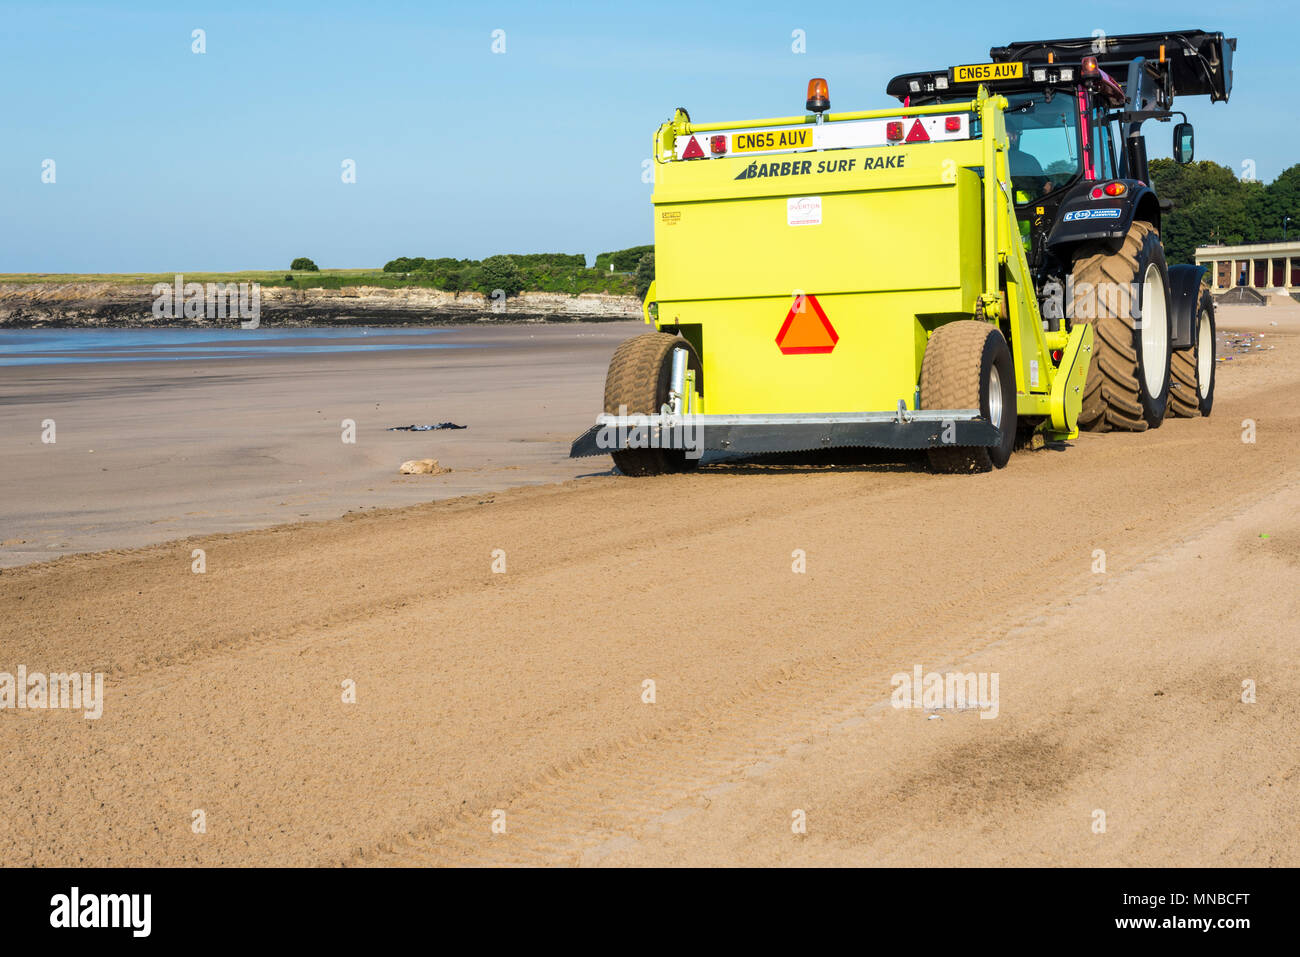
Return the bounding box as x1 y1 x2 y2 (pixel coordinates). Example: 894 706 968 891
944 116 961 133
681 136 704 159
886 121 904 141
1051 349 1063 362
905 118 929 142
709 135 727 154
1090 186 1104 200
1104 182 1126 196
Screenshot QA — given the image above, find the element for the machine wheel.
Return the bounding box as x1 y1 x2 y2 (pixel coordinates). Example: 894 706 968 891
920 320 1017 473
1168 288 1216 417
602 332 702 476
1070 221 1173 432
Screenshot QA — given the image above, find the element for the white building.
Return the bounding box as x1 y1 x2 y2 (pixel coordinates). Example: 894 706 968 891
1194 240 1300 293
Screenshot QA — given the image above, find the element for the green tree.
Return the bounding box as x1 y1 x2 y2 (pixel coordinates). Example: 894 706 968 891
596 244 654 272
1253 165 1300 241
479 255 523 296
1149 159 1256 263
634 252 655 299
290 257 319 271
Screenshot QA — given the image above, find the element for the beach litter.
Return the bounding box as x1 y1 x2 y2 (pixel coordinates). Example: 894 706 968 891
1219 331 1278 358
388 423 466 431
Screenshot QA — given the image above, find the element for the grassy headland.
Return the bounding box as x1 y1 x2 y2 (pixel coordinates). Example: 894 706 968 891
1 246 654 298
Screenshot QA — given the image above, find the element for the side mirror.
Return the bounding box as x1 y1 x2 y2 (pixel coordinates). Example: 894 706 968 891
1173 122 1194 164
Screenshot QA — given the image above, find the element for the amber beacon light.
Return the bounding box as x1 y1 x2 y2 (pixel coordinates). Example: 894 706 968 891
805 77 830 113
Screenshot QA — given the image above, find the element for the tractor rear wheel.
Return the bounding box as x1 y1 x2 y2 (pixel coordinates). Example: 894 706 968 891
920 320 1017 473
602 332 702 476
1168 288 1216 417
1070 221 1173 432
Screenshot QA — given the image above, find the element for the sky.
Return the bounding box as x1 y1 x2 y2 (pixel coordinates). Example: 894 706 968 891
0 0 1292 272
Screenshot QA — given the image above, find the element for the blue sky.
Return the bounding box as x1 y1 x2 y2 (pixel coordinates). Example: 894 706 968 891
0 0 1288 272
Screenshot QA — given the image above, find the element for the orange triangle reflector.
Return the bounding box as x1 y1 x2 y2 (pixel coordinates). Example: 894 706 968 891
776 294 838 354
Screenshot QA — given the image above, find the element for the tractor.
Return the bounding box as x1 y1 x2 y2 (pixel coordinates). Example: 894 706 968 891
571 30 1236 474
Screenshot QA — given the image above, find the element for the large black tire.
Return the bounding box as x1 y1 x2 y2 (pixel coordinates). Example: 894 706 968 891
602 332 702 476
1070 221 1173 432
920 320 1017 473
1168 288 1216 417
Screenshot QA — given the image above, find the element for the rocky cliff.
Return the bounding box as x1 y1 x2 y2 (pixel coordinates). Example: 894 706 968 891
0 282 642 327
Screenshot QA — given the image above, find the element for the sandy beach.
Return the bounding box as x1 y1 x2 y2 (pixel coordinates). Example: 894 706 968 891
1 304 1298 866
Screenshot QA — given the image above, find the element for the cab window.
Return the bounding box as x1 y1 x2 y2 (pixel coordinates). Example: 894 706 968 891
1003 93 1081 202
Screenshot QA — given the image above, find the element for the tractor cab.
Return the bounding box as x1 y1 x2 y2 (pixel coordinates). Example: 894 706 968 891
886 30 1235 277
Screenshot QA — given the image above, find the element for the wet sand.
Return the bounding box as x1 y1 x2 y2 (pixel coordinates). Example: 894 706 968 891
0 322 643 567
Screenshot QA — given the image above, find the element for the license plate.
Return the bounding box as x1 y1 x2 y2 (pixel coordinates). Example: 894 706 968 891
732 128 813 153
950 62 1025 84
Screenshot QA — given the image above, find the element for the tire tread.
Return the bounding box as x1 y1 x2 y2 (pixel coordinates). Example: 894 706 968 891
1073 221 1162 433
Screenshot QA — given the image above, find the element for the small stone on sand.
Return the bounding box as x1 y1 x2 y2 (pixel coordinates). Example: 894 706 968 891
400 458 447 475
